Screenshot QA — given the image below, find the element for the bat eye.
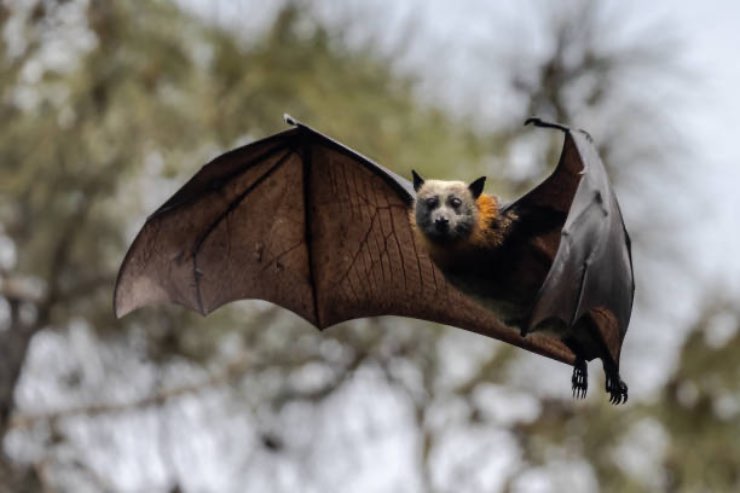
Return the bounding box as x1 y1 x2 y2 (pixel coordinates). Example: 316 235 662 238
425 197 439 208
450 197 462 208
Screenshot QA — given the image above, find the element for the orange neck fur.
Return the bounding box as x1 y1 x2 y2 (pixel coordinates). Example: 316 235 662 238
470 194 500 248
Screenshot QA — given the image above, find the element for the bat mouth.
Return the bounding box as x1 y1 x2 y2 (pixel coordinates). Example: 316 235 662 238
434 220 450 234
424 227 466 245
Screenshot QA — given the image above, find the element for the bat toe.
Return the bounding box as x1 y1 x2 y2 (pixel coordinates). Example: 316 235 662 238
571 358 588 399
605 373 628 405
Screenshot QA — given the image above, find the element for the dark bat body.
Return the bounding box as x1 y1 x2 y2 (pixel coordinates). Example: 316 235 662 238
115 115 634 403
412 118 633 402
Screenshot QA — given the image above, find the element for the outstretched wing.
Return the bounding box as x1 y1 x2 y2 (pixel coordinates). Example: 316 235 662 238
114 116 575 365
509 119 634 365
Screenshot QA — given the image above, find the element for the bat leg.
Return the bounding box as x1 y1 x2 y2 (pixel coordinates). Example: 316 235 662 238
571 357 588 399
562 337 589 399
604 366 628 405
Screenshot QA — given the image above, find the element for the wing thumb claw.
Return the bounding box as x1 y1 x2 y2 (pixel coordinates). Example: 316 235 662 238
524 117 571 133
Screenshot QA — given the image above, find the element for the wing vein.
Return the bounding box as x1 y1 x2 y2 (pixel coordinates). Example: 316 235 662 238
156 139 289 216
192 148 295 313
302 141 322 327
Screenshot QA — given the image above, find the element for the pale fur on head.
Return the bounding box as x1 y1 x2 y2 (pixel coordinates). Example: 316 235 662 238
414 179 480 244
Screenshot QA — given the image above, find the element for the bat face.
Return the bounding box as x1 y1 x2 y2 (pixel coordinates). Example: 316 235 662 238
413 178 482 245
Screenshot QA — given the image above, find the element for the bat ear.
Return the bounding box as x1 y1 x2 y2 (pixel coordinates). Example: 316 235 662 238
412 170 425 192
468 176 486 199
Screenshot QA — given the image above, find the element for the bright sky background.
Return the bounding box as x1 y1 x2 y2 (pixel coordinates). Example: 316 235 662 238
670 0 740 294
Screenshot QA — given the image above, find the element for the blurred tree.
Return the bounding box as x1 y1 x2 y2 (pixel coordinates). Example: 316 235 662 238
657 302 740 491
0 0 729 492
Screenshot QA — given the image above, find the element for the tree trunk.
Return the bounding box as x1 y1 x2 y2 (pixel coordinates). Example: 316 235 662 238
0 299 40 445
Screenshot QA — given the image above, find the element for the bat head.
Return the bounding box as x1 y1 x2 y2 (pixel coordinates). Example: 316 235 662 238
412 170 486 245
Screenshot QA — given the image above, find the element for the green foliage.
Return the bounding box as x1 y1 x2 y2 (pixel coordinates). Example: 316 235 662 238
656 306 740 491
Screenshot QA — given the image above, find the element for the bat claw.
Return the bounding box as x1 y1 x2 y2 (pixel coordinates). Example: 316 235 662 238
605 373 628 405
524 117 571 133
571 358 588 400
577 128 594 143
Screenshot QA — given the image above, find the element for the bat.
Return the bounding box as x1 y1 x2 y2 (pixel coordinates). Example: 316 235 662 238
115 115 634 404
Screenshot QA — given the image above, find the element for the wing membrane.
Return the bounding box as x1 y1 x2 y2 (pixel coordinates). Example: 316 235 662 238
115 120 576 365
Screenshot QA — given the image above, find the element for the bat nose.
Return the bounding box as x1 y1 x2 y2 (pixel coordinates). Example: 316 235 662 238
434 217 449 232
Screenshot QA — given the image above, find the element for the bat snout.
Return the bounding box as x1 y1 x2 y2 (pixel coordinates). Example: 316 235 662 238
434 216 450 233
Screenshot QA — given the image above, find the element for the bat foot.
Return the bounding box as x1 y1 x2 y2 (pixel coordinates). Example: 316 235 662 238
571 358 588 399
605 373 628 405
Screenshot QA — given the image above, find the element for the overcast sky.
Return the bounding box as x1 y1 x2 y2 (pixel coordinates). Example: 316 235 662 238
669 0 740 294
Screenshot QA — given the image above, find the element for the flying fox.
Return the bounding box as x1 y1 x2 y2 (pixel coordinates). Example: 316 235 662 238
114 115 634 404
